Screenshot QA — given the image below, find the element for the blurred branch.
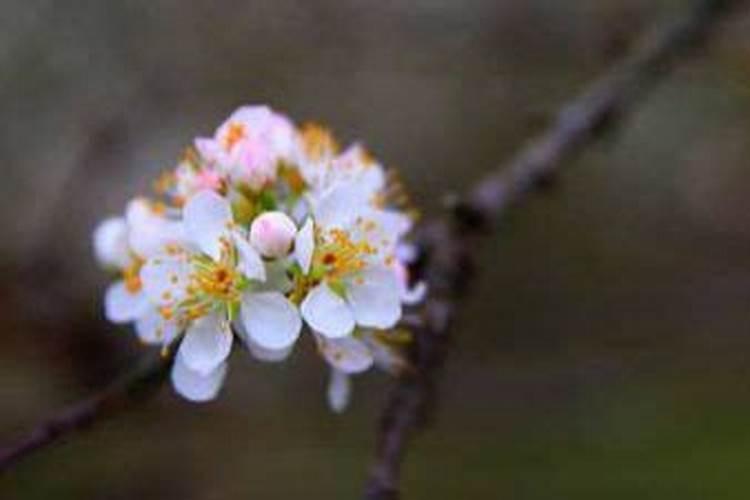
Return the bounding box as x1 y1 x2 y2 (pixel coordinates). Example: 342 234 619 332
0 351 173 473
363 1 742 499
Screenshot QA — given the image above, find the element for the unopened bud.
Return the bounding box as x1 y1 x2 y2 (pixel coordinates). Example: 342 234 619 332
250 211 297 258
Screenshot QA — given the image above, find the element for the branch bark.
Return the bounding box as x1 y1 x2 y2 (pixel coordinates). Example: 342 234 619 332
363 1 741 499
0 351 173 472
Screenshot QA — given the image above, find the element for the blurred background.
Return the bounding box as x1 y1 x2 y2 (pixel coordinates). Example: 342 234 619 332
3 0 750 498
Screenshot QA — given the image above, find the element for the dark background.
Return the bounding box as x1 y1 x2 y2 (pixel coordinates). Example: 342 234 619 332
3 1 750 498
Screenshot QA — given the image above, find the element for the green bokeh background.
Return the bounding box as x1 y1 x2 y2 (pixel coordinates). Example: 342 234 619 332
3 1 750 498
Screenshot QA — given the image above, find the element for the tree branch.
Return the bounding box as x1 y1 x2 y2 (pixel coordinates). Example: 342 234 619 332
0 351 173 472
363 1 742 499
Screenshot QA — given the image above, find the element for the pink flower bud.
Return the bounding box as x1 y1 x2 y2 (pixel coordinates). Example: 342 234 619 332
250 211 297 258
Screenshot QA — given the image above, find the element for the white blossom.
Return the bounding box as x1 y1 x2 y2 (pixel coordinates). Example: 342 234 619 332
293 203 404 340
195 105 295 191
140 190 301 399
95 105 425 408
93 204 183 345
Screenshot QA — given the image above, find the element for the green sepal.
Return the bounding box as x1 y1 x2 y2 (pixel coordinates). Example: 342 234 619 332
288 261 303 278
236 275 252 292
227 301 241 323
328 279 347 298
309 264 327 281
258 189 278 211
230 190 256 226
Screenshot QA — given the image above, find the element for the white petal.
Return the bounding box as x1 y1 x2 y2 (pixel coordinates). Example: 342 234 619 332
300 283 355 338
291 198 310 223
184 190 233 260
225 105 271 130
350 210 411 257
372 210 412 243
134 308 181 345
318 335 374 374
93 217 130 269
233 318 294 362
402 281 427 305
393 261 426 305
140 254 190 306
233 232 266 282
347 266 402 329
104 281 149 324
333 146 386 197
125 198 153 229
126 199 185 257
312 182 368 229
258 259 292 293
358 164 386 195
178 315 233 375
246 337 294 363
194 137 221 163
395 243 418 263
294 218 315 274
327 369 351 413
241 292 301 350
171 354 227 403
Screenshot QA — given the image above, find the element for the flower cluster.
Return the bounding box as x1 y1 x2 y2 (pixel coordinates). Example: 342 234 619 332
93 106 425 411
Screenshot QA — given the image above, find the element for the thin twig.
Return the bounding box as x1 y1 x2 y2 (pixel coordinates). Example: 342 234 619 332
0 351 173 473
363 1 741 499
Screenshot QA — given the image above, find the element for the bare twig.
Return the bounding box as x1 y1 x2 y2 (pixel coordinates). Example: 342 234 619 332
0 351 173 473
363 1 741 499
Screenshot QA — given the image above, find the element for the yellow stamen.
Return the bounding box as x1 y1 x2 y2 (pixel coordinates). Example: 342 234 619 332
184 240 243 309
150 202 168 216
159 306 174 321
300 122 339 160
223 122 246 151
314 228 376 281
279 163 307 195
122 256 145 294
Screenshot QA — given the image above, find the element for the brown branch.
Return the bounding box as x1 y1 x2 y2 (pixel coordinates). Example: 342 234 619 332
0 350 173 473
363 1 742 499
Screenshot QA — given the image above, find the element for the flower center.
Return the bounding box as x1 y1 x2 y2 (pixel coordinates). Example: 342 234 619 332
181 240 245 320
287 228 375 304
314 228 376 286
315 228 375 281
189 259 242 304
